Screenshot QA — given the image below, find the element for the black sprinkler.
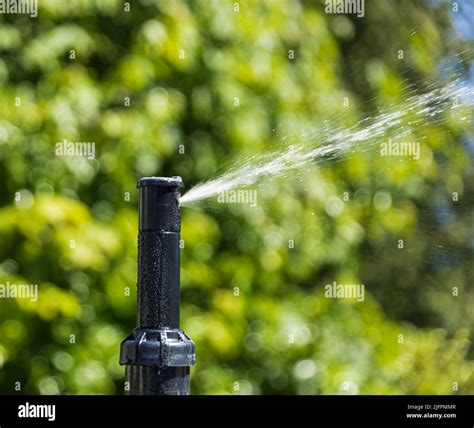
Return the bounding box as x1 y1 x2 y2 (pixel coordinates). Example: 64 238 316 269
120 176 196 395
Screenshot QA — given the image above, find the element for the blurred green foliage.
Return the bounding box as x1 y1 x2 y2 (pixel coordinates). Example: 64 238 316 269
0 0 473 395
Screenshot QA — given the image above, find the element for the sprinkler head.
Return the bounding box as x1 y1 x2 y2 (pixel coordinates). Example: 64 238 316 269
137 176 184 233
137 176 184 188
119 176 196 395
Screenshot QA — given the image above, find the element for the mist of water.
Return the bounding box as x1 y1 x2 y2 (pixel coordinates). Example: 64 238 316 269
180 81 472 206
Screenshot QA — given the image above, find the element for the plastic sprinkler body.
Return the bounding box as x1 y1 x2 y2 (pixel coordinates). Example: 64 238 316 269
120 177 196 395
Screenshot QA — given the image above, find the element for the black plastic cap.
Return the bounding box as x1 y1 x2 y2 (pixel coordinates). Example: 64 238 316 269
137 176 184 189
138 176 184 232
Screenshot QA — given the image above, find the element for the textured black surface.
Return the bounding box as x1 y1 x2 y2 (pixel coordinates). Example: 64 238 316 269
137 230 180 329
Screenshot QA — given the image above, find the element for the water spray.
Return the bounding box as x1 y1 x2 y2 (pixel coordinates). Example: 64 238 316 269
120 177 196 395
180 81 472 206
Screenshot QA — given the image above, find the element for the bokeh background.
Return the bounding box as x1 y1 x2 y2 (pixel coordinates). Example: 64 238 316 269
0 0 473 394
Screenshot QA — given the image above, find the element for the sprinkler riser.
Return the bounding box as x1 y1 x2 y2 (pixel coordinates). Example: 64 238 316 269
120 176 196 396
